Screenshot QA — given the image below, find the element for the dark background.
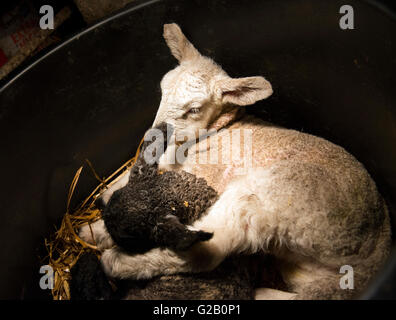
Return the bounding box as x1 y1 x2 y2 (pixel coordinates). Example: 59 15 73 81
0 0 395 299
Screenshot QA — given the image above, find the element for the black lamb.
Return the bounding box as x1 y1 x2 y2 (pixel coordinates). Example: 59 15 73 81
70 123 257 300
102 123 216 254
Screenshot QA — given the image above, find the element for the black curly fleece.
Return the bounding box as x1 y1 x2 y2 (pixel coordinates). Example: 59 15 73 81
103 165 218 253
102 122 218 254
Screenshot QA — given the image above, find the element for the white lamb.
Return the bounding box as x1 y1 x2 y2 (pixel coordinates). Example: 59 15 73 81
80 23 391 299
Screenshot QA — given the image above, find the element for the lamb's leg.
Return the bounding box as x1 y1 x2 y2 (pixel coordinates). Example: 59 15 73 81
79 219 114 251
100 209 234 279
100 181 277 279
100 205 232 279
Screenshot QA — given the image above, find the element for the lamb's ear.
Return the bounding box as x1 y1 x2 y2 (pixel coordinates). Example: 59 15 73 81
163 23 201 63
152 216 213 251
215 76 273 106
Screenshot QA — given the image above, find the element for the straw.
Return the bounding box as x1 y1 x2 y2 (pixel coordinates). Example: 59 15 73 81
43 137 144 300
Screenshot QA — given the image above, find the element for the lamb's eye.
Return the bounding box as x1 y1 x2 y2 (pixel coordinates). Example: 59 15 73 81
189 107 200 114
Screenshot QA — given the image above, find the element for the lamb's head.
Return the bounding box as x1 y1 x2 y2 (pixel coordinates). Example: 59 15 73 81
153 23 273 143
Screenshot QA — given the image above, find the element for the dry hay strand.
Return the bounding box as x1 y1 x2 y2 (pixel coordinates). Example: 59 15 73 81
43 138 144 300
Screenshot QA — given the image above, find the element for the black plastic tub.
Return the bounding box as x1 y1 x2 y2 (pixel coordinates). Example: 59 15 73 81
0 0 395 299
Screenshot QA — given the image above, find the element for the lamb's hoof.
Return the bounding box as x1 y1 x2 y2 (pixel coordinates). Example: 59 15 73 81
101 248 119 279
78 220 115 251
78 224 95 244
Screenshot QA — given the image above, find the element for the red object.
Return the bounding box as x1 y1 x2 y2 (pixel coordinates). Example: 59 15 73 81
0 48 8 67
